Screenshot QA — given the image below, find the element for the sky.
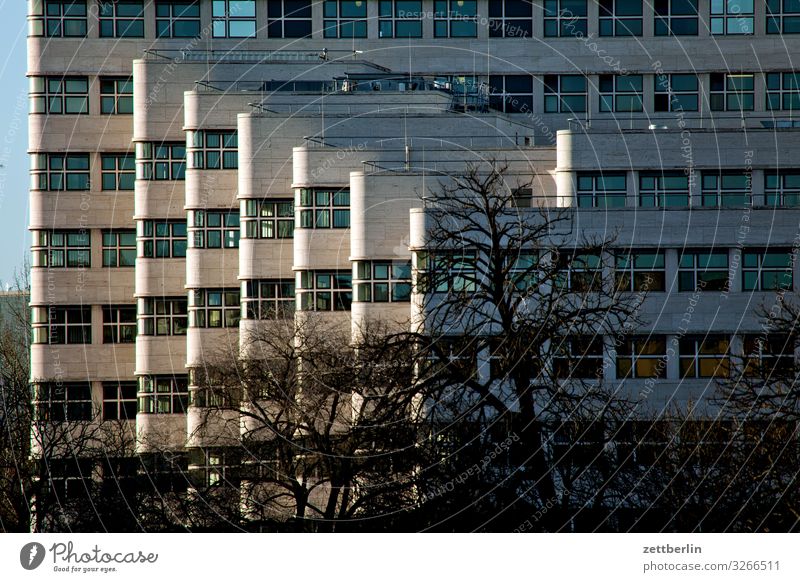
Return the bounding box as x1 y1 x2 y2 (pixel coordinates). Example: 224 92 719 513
0 1 31 288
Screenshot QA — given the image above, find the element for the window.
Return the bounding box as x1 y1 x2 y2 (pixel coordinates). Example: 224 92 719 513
100 77 133 114
196 449 239 487
29 76 88 115
576 172 627 208
434 0 478 37
297 271 352 311
599 74 643 112
508 251 539 291
242 199 294 239
102 230 136 267
765 170 800 206
766 72 800 111
654 73 699 112
34 382 92 421
102 305 136 344
297 189 350 229
678 250 729 291
416 250 477 294
544 75 587 113
639 171 691 207
600 0 643 36
30 0 87 37
156 0 200 37
138 375 189 415
544 0 587 36
136 142 186 181
558 251 603 292
742 249 794 291
767 0 800 33
138 297 188 335
32 306 91 344
102 381 137 421
212 0 256 38
616 337 667 378
32 230 90 268
680 335 730 378
710 0 753 33
98 0 144 37
488 0 533 37
614 251 666 292
654 0 698 35
101 154 135 191
380 0 423 37
267 0 312 38
553 336 604 379
188 131 238 169
489 75 534 113
242 280 295 319
742 335 795 377
710 73 754 111
701 171 751 207
31 153 90 191
323 0 368 38
189 289 241 328
188 210 240 248
139 220 187 258
354 260 412 302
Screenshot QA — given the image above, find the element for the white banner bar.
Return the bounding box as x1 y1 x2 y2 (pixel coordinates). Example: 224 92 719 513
1 533 798 582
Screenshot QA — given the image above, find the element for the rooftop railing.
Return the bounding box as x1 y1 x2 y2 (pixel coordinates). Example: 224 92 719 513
566 115 800 132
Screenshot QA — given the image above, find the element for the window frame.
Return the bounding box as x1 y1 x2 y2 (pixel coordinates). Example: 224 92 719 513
138 297 188 336
488 0 533 38
212 0 257 38
98 0 145 38
354 260 413 303
638 171 691 207
100 76 133 115
323 0 368 38
102 305 137 344
189 288 241 328
137 375 189 415
266 0 313 38
433 0 478 37
102 381 138 421
544 0 588 36
242 280 296 319
379 0 424 38
29 75 88 115
679 335 731 378
188 210 240 249
544 74 587 113
654 73 699 112
32 230 90 269
241 199 294 239
297 270 353 311
741 249 794 291
616 336 668 379
614 250 666 292
710 0 754 34
135 142 186 181
654 0 699 35
155 0 201 38
599 0 644 36
138 219 188 259
32 305 92 345
296 188 350 229
764 170 800 206
102 229 136 267
678 250 730 291
576 172 627 208
700 171 752 207
34 382 93 422
709 72 755 111
599 74 644 112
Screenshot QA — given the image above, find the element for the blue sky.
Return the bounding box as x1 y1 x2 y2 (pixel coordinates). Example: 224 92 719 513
0 1 31 287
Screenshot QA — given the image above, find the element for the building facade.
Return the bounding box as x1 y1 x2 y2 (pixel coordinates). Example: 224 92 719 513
28 0 800 526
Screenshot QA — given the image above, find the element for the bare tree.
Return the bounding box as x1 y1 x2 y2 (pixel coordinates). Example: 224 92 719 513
410 161 645 530
190 317 420 531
